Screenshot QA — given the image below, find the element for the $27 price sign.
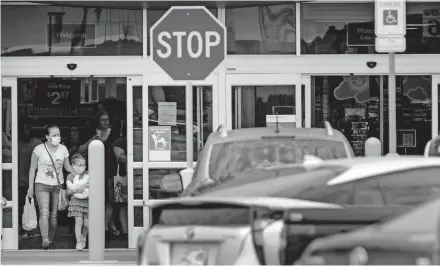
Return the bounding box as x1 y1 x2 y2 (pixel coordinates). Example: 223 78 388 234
33 79 81 107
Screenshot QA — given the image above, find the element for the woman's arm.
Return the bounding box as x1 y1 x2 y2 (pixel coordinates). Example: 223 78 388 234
28 152 38 189
78 135 99 154
63 157 74 173
113 146 127 163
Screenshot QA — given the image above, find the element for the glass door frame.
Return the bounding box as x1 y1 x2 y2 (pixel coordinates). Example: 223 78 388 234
433 75 440 139
225 74 303 130
141 73 219 228
126 76 142 248
1 77 18 250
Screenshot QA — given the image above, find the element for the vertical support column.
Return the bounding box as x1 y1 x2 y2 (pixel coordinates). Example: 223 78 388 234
181 82 194 189
432 75 439 139
380 76 384 153
88 140 105 262
388 53 397 154
295 74 302 128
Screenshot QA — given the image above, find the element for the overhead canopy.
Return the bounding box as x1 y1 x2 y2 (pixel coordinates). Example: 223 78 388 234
4 0 312 10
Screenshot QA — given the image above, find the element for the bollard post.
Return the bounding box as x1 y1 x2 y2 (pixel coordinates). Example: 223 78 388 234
365 137 382 157
88 140 105 262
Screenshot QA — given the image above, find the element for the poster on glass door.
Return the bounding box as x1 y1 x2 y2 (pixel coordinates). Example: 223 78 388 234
266 115 296 128
149 126 171 161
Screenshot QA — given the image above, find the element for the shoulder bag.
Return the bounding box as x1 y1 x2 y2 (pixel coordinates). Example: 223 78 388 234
44 144 69 211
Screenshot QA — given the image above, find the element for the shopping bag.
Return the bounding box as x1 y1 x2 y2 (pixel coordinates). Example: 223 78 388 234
113 165 128 203
58 188 69 211
22 197 38 231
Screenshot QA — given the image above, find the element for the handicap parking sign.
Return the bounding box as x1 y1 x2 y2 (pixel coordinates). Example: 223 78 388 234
383 9 398 25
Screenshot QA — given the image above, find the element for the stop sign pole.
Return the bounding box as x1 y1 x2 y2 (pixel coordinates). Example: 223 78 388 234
150 6 226 184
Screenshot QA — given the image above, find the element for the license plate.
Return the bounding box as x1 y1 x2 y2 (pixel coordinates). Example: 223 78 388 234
179 248 209 265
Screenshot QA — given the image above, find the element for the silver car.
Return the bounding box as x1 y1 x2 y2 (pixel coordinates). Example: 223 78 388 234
137 197 340 265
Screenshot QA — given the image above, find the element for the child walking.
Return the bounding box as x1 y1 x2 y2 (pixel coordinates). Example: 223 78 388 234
66 153 90 251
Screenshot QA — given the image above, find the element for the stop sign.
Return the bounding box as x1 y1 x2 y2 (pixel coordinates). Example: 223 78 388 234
150 6 226 81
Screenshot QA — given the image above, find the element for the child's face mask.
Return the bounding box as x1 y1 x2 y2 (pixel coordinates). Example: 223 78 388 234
73 166 86 174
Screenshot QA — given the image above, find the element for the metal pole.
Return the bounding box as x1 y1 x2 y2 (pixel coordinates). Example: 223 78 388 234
186 81 194 168
88 140 105 262
180 82 194 190
388 52 397 153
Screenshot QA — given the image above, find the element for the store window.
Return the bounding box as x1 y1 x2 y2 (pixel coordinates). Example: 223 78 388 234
147 8 218 55
2 86 12 163
226 4 296 54
382 76 432 155
405 2 440 54
312 76 381 156
301 3 375 54
1 4 143 56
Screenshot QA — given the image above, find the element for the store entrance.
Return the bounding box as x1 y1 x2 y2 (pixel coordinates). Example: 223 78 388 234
227 74 303 130
15 77 128 249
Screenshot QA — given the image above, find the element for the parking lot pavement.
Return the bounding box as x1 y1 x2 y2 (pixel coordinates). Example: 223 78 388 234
1 249 137 265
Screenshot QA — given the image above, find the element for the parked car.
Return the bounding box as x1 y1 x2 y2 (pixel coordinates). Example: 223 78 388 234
198 156 440 264
137 197 341 265
279 206 408 265
296 196 440 265
160 121 354 195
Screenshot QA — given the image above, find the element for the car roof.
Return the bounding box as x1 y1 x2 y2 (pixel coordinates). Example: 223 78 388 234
320 156 440 185
208 127 347 143
147 196 341 209
203 156 440 197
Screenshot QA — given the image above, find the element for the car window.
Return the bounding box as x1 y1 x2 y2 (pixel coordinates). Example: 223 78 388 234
379 167 440 206
353 179 385 205
295 183 355 205
378 197 440 233
208 138 347 181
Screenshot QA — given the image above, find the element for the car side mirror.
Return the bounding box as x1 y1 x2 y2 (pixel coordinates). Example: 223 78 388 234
1 196 10 209
160 173 183 193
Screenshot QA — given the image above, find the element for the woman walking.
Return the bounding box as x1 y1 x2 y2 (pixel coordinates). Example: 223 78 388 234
27 124 75 249
78 110 121 241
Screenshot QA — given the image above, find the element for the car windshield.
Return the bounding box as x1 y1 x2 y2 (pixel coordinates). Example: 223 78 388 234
208 138 347 182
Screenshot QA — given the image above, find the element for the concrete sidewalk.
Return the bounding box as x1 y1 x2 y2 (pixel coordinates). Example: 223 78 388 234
1 249 137 265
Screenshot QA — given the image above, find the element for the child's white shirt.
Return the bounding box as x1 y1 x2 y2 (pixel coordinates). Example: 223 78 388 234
67 173 89 199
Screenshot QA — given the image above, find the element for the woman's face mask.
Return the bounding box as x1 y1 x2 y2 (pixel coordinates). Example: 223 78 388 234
49 136 61 146
73 166 86 174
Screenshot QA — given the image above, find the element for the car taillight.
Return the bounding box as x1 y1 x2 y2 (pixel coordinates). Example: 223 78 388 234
251 218 272 265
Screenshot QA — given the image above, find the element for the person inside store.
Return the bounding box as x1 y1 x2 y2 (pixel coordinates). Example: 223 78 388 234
18 122 42 239
27 124 75 249
78 110 121 241
112 125 128 240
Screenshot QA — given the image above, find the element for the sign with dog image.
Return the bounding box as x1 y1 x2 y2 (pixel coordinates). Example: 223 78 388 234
149 126 171 161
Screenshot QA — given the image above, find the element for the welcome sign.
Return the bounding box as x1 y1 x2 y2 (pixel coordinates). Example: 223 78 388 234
47 23 96 49
346 21 375 46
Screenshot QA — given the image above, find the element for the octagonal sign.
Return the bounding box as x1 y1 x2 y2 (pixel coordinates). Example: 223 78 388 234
150 6 226 81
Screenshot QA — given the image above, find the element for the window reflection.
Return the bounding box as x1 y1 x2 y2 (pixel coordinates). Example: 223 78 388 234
148 86 213 162
149 169 182 200
1 5 143 56
405 2 440 54
301 3 375 54
312 76 381 156
2 86 12 163
226 4 296 54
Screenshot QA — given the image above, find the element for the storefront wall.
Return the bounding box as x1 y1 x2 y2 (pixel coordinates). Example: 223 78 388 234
2 1 440 250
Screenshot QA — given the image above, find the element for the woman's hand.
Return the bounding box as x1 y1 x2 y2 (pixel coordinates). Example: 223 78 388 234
27 187 34 198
